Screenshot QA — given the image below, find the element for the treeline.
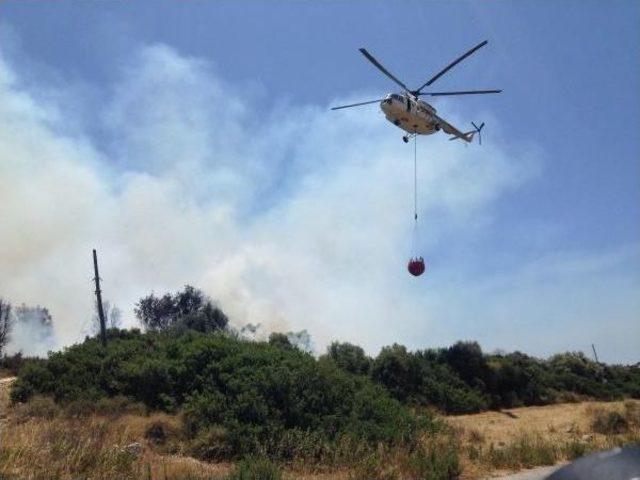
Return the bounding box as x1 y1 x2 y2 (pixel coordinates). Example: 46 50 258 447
325 341 640 414
10 329 437 466
6 286 640 420
5 284 639 477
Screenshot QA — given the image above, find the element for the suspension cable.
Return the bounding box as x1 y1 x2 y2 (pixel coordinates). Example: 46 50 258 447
413 134 418 222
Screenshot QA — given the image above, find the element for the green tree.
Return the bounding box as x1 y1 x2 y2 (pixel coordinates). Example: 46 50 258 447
134 285 228 333
371 344 417 402
324 341 371 375
441 341 495 391
268 332 293 348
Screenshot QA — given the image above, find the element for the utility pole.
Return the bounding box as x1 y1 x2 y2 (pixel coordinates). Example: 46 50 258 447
93 249 107 347
591 343 599 364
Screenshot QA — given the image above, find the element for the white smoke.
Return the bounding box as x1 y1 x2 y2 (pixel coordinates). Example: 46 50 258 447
1 40 637 362
5 305 56 357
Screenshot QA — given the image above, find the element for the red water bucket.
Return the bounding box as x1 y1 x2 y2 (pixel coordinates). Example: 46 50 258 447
407 257 426 276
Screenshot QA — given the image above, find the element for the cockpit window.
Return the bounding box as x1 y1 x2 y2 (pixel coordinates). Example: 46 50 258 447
391 94 403 101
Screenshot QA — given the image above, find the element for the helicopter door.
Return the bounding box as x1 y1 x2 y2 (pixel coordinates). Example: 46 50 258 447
406 97 411 112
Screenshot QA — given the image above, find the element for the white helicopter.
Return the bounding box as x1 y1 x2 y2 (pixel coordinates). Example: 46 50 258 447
331 40 501 144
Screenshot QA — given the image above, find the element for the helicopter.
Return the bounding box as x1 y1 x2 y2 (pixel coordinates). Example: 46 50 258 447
331 40 501 144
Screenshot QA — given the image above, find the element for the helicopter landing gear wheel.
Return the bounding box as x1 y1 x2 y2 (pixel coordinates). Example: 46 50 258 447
403 133 416 143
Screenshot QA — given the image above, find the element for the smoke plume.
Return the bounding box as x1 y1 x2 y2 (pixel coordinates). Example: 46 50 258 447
1 40 638 362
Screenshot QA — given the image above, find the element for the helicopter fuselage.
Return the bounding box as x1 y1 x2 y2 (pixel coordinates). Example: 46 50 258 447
331 42 500 143
380 93 440 135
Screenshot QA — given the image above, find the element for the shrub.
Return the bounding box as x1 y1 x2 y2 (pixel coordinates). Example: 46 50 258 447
145 421 167 444
591 409 629 435
348 452 397 480
406 438 461 480
267 332 293 349
14 395 59 420
324 342 371 376
64 397 98 418
467 428 484 443
484 434 558 470
188 425 234 461
0 352 28 375
227 456 282 480
371 344 487 414
11 330 427 462
10 360 52 403
623 401 640 426
95 395 147 417
563 439 589 460
17 331 429 459
135 285 228 333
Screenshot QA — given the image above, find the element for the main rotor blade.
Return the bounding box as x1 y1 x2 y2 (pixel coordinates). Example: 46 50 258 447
416 40 489 92
330 98 385 110
423 89 502 96
359 48 410 92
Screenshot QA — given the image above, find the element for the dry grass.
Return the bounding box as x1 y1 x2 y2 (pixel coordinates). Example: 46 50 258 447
0 380 231 480
448 399 640 478
0 377 15 410
1 386 460 480
2 387 638 480
0 411 235 480
0 389 351 480
0 406 458 480
0 409 352 480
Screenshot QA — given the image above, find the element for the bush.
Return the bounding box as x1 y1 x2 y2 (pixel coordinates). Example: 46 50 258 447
368 345 640 413
227 456 282 480
370 344 487 414
623 401 640 426
95 395 147 417
324 342 371 376
0 352 28 375
348 452 397 480
13 330 425 462
10 359 52 403
64 397 98 418
135 285 228 333
484 434 558 470
188 425 234 461
591 409 629 434
15 395 59 420
406 439 461 480
563 439 589 460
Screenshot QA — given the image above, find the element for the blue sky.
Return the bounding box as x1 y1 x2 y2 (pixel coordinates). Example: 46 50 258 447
1 1 638 362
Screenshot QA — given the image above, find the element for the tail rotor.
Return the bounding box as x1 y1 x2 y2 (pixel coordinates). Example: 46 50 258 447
471 121 485 145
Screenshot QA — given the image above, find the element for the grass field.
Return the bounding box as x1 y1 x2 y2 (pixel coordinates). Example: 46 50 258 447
448 399 640 478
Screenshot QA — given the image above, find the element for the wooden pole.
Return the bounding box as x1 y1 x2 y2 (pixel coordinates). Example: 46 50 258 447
591 343 599 364
93 249 107 347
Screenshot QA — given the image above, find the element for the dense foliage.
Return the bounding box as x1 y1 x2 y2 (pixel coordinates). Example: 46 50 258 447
135 285 228 334
11 329 426 461
7 285 639 472
324 341 640 414
319 338 640 414
369 344 488 414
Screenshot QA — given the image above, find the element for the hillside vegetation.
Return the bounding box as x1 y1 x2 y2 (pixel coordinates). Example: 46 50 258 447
366 341 640 413
2 286 639 479
11 329 426 462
